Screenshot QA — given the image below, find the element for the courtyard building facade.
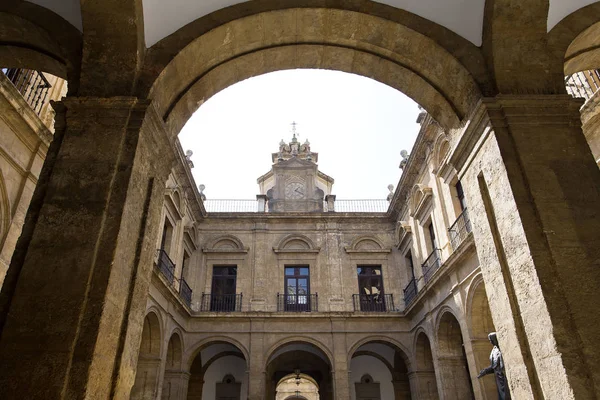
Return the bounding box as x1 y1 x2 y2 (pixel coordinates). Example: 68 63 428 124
0 1 600 399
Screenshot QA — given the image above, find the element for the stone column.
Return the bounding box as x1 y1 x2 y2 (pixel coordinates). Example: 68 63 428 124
454 95 600 399
161 370 191 400
392 376 412 399
436 357 473 400
248 322 266 400
331 320 350 399
408 370 440 400
0 97 174 399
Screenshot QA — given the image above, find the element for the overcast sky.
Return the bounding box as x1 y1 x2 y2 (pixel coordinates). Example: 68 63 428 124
179 69 421 200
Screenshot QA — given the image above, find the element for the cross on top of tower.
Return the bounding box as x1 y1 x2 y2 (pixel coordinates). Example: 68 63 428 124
291 121 299 141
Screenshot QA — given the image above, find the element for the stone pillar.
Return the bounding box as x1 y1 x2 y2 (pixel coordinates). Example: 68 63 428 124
161 370 191 400
436 357 473 400
0 97 174 399
392 376 412 399
408 371 439 400
131 358 162 400
325 194 336 212
248 323 266 400
331 320 350 399
454 95 600 399
256 194 268 212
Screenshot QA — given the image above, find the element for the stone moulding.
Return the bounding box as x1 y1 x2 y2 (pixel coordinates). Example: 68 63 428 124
344 236 391 254
203 234 248 253
410 185 434 222
273 234 320 253
395 221 412 251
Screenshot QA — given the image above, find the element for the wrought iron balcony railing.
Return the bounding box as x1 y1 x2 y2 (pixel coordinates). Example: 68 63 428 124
2 68 52 116
403 278 418 306
449 208 473 250
179 278 192 308
200 293 243 312
352 294 395 312
156 249 175 283
277 293 318 312
421 249 442 284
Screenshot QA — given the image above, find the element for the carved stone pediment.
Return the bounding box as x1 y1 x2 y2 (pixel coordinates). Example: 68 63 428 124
203 235 248 253
273 234 320 253
344 236 391 254
410 185 434 222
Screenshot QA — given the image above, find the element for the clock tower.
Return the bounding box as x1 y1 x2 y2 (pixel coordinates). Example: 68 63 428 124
257 129 334 212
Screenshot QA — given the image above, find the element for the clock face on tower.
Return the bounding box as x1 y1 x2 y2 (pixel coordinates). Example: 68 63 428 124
285 182 305 199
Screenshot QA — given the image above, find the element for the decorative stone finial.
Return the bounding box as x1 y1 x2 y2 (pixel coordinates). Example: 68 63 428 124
399 150 409 170
387 184 395 201
198 184 206 201
185 149 194 168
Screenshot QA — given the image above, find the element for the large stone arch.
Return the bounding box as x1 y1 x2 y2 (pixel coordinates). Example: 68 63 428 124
147 7 483 135
185 336 250 369
0 3 82 88
547 2 600 74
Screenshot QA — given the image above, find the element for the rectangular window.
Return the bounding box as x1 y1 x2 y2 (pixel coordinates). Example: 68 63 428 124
456 180 467 211
428 222 437 252
211 266 237 312
405 251 415 280
357 266 386 311
284 266 310 311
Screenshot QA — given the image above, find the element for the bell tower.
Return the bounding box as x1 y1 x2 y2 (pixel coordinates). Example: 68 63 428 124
257 123 334 212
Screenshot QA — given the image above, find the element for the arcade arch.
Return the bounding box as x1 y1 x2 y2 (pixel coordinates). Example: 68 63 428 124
187 341 248 400
350 340 412 400
266 341 333 400
276 373 320 400
436 311 474 400
414 332 439 400
131 312 163 400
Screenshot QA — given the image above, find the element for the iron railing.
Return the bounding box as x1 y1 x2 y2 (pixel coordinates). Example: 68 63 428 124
2 68 52 115
352 294 395 312
277 293 318 312
156 249 175 283
403 278 418 306
200 293 243 312
179 278 192 307
422 249 442 284
565 70 600 101
449 208 472 250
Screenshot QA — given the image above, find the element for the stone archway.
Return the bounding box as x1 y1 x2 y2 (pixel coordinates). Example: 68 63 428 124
265 341 333 400
350 340 412 400
187 341 248 400
436 311 474 400
131 312 162 400
468 280 497 400
413 332 439 400
162 332 186 399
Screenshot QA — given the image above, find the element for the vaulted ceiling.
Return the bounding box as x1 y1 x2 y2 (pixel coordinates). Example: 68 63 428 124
26 0 598 47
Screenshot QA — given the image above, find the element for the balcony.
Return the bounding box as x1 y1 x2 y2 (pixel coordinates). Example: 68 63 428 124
352 294 395 312
277 293 318 312
156 249 175 283
2 68 52 116
403 278 418 306
421 249 442 284
449 208 472 250
179 278 192 308
200 293 243 312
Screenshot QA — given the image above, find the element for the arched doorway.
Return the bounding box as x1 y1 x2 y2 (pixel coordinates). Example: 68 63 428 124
162 333 186 399
414 333 439 400
276 373 319 400
468 280 497 399
350 340 412 400
436 312 474 400
187 341 248 400
131 312 162 399
265 342 333 400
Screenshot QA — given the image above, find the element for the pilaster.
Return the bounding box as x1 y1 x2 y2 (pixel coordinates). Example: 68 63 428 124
0 96 174 399
453 94 600 399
